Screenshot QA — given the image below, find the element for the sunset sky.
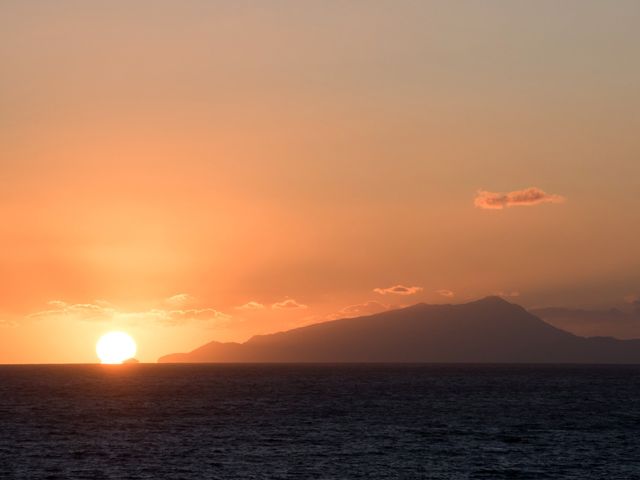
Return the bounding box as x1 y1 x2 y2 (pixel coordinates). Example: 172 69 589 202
2 1 640 363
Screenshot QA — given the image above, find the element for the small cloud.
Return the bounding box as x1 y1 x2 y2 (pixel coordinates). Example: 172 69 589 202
163 308 231 325
474 187 565 210
327 301 390 320
436 289 455 298
47 300 68 308
272 299 308 310
374 285 423 296
236 301 266 310
164 293 194 307
494 291 521 298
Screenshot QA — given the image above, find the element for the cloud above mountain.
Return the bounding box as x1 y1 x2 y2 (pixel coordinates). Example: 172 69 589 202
475 187 565 210
327 301 391 320
436 289 455 298
374 285 423 296
272 299 308 310
236 301 266 310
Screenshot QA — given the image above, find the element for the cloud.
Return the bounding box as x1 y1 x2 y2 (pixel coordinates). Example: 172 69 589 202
436 289 454 298
327 301 391 320
47 300 68 308
436 288 456 298
474 187 565 210
164 293 195 307
236 301 266 310
272 299 308 310
28 301 231 326
29 302 117 323
160 308 231 326
494 291 521 298
374 285 423 296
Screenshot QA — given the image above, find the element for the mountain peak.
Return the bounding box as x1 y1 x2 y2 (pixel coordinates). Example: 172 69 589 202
472 295 515 306
158 297 640 364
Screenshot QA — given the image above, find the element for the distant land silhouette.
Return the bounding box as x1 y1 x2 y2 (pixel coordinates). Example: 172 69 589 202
158 297 640 364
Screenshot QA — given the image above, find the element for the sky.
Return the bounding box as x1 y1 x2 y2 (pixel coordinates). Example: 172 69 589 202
1 0 640 363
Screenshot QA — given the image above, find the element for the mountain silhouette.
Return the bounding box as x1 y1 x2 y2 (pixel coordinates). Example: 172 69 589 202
158 297 640 363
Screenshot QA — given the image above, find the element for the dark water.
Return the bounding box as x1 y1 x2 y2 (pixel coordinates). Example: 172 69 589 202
1 365 640 479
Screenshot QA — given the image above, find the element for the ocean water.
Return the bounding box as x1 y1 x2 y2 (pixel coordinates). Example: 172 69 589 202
1 364 639 479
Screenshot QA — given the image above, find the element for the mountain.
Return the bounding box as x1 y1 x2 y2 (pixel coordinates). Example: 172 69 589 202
158 296 640 363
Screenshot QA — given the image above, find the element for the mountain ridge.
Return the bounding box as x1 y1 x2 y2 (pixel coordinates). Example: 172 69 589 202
158 296 640 364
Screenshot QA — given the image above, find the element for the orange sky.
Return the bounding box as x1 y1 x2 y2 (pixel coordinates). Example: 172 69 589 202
1 1 640 363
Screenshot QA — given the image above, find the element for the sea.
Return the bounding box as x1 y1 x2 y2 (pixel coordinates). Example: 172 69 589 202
1 364 639 479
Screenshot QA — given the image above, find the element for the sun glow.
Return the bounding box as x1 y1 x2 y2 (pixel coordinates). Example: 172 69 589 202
96 332 137 364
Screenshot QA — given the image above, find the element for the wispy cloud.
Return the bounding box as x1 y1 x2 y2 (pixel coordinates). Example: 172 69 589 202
327 301 391 320
164 293 195 307
29 301 117 323
158 308 231 326
236 301 266 310
436 289 455 298
28 301 231 326
272 299 308 310
474 187 565 210
494 291 521 298
374 285 423 296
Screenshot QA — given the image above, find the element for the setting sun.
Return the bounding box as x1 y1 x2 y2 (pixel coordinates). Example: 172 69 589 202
96 332 137 364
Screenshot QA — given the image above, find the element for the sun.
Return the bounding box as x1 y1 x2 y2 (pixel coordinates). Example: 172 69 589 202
96 331 137 364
